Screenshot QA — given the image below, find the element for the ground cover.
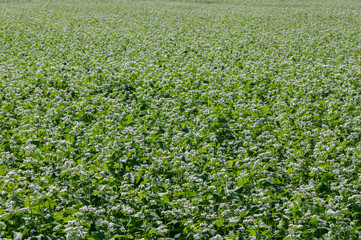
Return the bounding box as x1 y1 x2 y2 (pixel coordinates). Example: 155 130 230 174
1 0 361 239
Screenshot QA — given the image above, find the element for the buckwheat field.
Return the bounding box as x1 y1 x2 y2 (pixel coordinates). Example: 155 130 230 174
1 0 361 239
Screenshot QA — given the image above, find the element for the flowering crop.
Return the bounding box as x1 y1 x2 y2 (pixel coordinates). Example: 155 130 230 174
1 0 361 239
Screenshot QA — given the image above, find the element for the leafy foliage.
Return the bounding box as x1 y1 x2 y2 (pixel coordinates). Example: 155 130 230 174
1 0 361 239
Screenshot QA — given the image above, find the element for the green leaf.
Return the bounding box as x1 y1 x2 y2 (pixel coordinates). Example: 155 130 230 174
237 177 249 186
149 228 157 234
138 192 146 201
215 219 224 228
203 161 212 171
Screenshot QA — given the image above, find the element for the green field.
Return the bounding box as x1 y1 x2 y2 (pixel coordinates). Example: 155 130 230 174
1 0 361 239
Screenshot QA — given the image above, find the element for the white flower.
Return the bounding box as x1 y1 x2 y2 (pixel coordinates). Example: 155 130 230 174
210 234 223 240
53 225 62 231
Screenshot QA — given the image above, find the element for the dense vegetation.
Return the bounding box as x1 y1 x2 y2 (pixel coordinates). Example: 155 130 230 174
1 0 361 239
